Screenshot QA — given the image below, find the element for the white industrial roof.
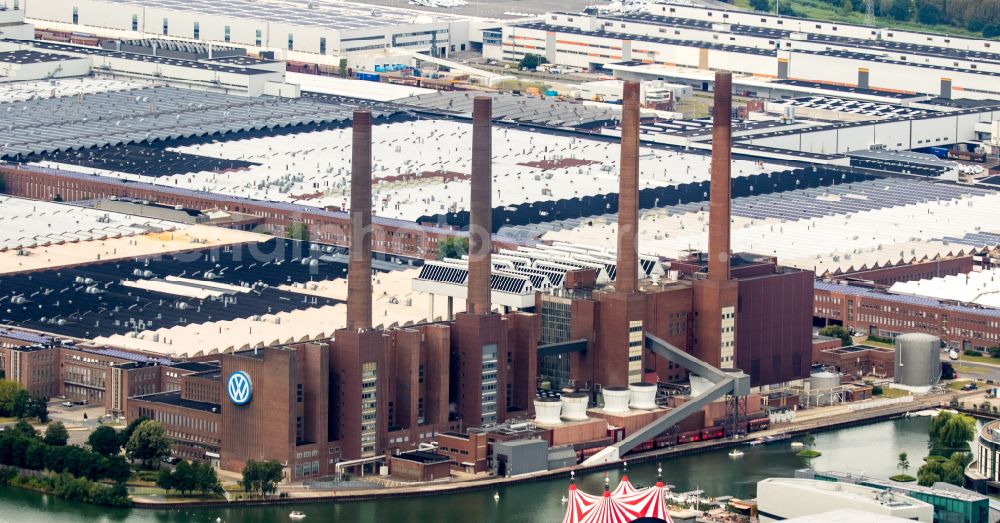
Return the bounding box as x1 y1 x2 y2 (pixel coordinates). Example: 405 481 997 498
0 196 177 252
92 268 460 356
287 72 434 102
36 120 777 221
0 77 152 104
890 269 1000 308
97 0 462 31
541 180 1000 276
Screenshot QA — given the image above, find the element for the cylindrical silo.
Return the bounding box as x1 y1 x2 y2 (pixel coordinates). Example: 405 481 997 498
894 333 941 387
533 397 563 425
603 387 631 413
560 392 590 421
629 382 657 410
809 370 842 406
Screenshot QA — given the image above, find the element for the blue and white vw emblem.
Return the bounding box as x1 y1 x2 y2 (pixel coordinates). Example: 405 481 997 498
227 371 252 405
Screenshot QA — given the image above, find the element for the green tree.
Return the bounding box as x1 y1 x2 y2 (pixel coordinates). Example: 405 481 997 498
44 444 68 472
889 0 913 20
194 462 223 496
241 459 284 498
104 456 131 483
338 58 348 78
917 2 941 24
43 421 69 446
518 53 546 71
0 380 22 416
124 420 171 468
930 411 975 452
87 425 121 456
286 222 309 241
819 325 853 347
31 396 48 423
749 0 770 10
156 467 174 492
172 460 196 495
897 452 910 474
24 439 46 469
917 452 968 486
985 24 1000 38
437 236 469 260
119 416 149 448
10 389 31 418
11 418 37 439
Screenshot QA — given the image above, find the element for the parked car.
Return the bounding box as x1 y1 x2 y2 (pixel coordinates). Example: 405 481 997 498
61 401 73 408
162 457 181 465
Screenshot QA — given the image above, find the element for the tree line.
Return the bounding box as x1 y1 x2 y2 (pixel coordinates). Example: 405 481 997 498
0 420 130 507
745 0 1000 37
156 460 222 497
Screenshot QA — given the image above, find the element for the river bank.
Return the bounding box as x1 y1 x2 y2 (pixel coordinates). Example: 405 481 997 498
0 415 941 523
131 391 959 509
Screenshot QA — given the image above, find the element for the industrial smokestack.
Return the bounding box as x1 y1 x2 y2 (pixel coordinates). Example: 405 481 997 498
347 109 373 331
616 81 640 293
467 96 493 315
709 71 732 282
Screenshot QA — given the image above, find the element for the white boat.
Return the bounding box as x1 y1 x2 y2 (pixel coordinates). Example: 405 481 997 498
728 449 744 458
289 512 306 520
494 492 500 502
790 442 804 448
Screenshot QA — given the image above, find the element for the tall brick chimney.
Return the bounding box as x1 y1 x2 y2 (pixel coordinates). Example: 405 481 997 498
467 96 493 315
709 71 732 282
347 109 373 331
616 81 640 293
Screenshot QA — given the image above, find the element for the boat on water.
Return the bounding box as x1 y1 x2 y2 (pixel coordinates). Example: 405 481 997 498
790 441 804 448
289 512 306 520
728 449 744 458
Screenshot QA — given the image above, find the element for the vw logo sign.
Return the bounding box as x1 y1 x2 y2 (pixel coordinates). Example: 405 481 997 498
227 371 252 405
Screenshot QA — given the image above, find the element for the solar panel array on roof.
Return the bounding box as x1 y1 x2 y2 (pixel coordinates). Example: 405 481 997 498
0 239 347 339
0 327 52 345
773 96 934 119
398 91 620 128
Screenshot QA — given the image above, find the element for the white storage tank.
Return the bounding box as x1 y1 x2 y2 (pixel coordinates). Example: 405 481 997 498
629 382 657 410
809 370 841 391
895 333 941 387
533 397 563 425
560 392 590 421
603 387 631 413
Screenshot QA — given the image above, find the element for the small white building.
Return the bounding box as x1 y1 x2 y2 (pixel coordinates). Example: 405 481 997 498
757 478 934 522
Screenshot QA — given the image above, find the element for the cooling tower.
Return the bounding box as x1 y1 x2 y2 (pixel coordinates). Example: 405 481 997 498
534 397 563 425
629 382 657 410
560 392 590 421
603 387 631 413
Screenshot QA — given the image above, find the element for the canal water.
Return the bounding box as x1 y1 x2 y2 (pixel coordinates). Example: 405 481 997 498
0 416 934 523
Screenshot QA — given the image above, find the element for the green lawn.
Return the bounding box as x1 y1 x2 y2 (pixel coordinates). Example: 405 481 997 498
959 353 1000 366
879 387 911 399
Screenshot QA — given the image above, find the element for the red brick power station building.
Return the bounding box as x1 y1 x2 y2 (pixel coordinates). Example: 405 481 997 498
7 78 814 480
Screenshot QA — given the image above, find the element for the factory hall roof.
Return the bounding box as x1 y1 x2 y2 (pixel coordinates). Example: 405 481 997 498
0 85 392 159
96 0 462 31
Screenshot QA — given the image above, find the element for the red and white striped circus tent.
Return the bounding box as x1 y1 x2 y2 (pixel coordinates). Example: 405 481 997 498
562 467 673 523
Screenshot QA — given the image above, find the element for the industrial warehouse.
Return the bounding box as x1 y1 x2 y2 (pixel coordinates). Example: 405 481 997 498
0 0 999 517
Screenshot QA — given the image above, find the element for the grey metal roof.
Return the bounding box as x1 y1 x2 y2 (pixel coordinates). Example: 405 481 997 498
96 0 460 31
0 86 386 159
397 91 620 128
